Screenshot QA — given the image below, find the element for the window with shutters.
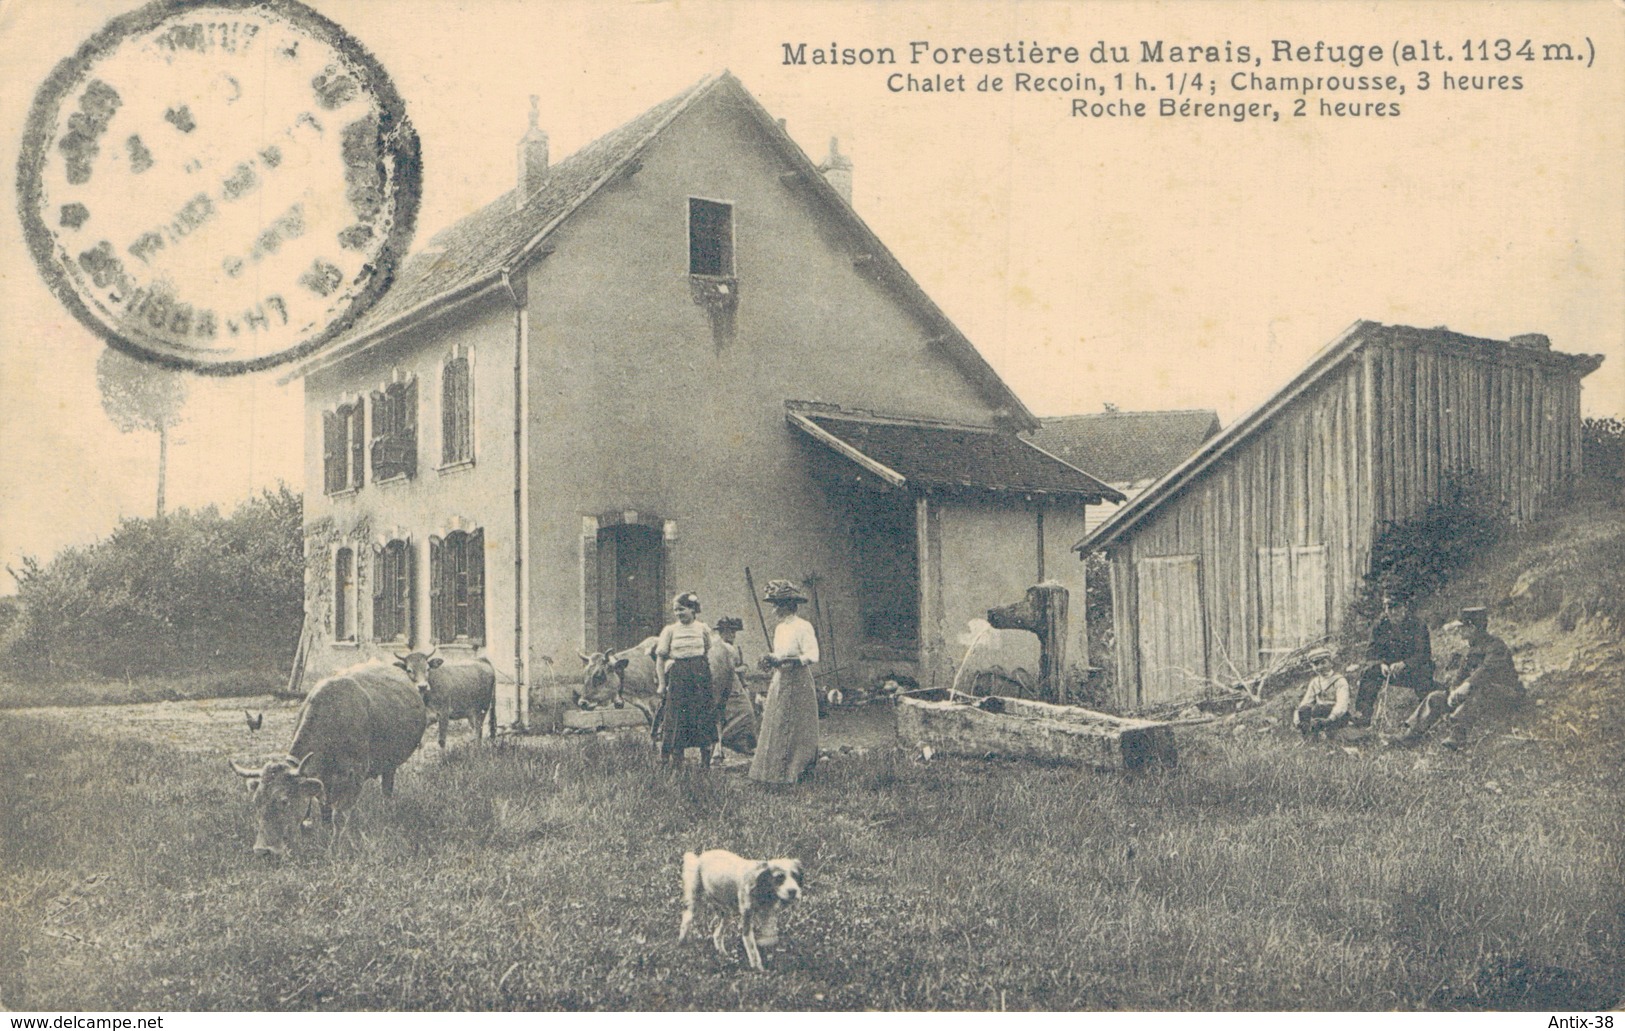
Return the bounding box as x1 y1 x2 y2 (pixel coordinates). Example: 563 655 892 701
334 548 357 643
688 198 734 277
441 351 473 467
370 377 418 482
322 401 365 494
1257 544 1329 660
430 528 485 645
372 539 412 644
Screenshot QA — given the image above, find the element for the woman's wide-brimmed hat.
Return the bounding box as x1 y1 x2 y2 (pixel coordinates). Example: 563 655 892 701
714 616 744 633
762 579 808 604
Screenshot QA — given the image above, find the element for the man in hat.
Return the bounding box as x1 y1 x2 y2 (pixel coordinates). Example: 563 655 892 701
1294 646 1353 739
709 616 759 758
1400 606 1525 748
1352 591 1435 726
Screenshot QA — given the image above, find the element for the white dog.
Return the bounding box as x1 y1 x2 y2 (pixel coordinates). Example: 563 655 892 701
679 849 804 970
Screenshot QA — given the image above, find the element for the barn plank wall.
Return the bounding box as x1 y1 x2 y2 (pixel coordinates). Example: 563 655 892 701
1107 325 1598 709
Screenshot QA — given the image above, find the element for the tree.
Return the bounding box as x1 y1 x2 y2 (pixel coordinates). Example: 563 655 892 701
3 487 305 680
96 347 187 518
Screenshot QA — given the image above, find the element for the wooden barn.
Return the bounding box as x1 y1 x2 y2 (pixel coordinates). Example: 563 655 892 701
1076 321 1605 709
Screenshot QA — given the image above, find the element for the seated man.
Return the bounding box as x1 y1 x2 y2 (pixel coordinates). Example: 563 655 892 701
1294 646 1352 739
1353 592 1435 724
1401 606 1525 749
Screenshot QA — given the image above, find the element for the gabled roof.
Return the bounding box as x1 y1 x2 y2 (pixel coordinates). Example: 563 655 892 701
1025 409 1220 485
286 75 717 379
787 405 1124 502
1074 320 1606 554
285 74 1037 426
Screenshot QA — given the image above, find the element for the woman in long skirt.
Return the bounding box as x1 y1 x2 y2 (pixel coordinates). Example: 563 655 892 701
655 591 716 767
749 580 820 785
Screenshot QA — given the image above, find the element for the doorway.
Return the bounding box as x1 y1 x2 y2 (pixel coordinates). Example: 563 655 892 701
596 522 665 650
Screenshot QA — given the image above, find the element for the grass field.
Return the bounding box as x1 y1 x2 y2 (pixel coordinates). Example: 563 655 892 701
1 685 1619 1012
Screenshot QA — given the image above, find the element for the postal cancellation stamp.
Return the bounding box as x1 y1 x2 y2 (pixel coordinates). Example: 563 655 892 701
16 0 420 373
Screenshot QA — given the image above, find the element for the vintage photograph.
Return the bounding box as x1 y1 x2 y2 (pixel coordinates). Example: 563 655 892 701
1 0 1621 1014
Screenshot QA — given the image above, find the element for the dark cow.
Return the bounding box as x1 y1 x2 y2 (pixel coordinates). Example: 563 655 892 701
230 660 425 857
394 650 497 748
575 636 658 710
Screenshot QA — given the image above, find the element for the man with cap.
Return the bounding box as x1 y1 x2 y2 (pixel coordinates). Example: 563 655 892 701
709 616 758 758
1400 606 1525 748
1352 591 1435 726
750 580 821 785
1293 646 1353 739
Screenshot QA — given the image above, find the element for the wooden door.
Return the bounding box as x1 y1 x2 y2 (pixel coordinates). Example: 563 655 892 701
1135 555 1206 704
597 523 664 650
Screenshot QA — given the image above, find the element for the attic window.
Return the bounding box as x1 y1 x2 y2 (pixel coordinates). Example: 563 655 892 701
688 198 733 277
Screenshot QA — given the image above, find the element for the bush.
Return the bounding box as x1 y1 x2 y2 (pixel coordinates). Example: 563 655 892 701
4 486 303 682
1078 551 1116 707
1581 416 1623 489
1354 470 1509 621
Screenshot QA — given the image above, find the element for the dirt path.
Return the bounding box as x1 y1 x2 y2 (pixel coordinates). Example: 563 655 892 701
2 693 902 763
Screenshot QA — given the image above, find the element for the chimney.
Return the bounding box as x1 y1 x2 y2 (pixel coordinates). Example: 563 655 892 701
1509 333 1551 350
817 136 853 205
517 95 548 207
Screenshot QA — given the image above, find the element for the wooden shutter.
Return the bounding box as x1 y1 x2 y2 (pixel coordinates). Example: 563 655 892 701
404 539 416 646
323 411 341 494
442 357 470 465
369 390 389 480
468 528 485 643
348 404 365 488
1292 545 1328 645
428 535 444 645
401 379 418 478
371 543 387 640
1135 555 1206 704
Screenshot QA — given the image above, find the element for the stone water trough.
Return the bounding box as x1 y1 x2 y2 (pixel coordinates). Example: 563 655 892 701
897 689 1178 771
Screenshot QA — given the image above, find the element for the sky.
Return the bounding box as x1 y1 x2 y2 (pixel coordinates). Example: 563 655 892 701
1 0 1621 581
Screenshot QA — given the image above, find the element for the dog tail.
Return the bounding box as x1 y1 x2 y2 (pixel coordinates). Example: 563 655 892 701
681 850 700 901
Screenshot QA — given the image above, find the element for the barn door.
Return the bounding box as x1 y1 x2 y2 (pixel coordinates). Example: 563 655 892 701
1135 555 1206 704
1257 544 1328 663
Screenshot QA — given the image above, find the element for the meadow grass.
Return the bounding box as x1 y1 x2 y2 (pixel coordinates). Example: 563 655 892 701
0 668 283 710
1 705 1619 1012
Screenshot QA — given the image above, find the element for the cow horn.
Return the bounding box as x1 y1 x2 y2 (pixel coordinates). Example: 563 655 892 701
229 759 261 778
394 650 410 661
427 646 439 660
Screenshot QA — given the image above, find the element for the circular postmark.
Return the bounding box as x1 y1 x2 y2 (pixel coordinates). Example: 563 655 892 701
17 0 420 374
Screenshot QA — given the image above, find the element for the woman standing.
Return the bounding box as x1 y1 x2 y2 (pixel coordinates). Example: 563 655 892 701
749 580 820 785
655 592 716 768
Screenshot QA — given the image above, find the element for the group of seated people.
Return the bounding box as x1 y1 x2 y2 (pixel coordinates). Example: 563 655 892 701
1294 594 1525 749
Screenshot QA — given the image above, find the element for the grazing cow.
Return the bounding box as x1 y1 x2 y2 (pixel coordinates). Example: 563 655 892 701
230 660 426 857
575 637 658 709
393 650 497 748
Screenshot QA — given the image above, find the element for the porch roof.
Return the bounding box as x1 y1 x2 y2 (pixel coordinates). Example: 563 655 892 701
787 407 1125 502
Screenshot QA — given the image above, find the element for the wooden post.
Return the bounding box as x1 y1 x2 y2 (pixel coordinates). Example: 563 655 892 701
987 583 1069 705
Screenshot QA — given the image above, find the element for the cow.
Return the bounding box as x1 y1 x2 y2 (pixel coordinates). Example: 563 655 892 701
230 660 426 858
393 649 497 748
575 636 658 710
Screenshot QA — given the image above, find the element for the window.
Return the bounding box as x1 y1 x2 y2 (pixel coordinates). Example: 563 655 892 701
430 528 484 644
372 539 412 643
688 198 733 277
371 377 418 481
334 548 357 642
441 351 472 466
322 401 364 494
